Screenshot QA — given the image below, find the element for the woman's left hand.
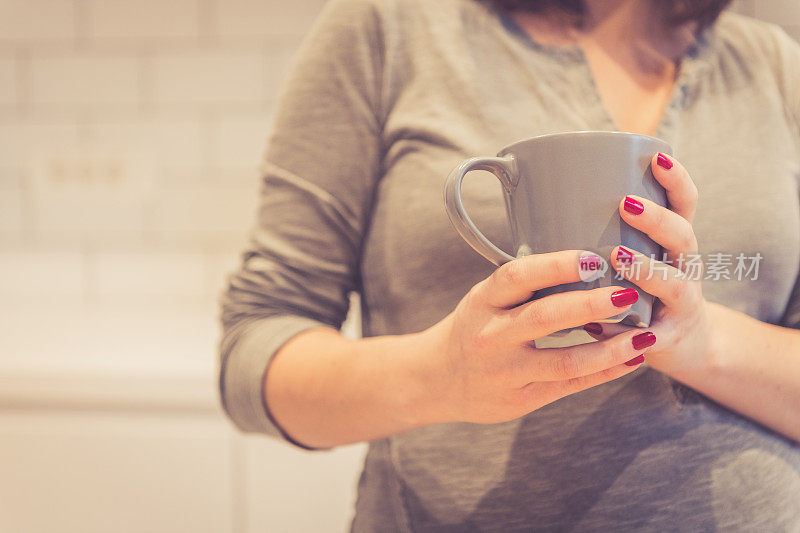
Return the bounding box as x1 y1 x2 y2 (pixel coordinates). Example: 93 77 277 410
583 153 718 376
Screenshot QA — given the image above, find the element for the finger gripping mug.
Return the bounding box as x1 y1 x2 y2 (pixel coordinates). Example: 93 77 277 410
444 130 670 331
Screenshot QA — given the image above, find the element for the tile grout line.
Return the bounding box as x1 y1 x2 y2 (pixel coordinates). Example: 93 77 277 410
230 434 247 533
15 47 31 117
73 0 91 49
199 0 217 46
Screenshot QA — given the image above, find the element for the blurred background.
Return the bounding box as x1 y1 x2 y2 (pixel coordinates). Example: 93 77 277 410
0 0 796 532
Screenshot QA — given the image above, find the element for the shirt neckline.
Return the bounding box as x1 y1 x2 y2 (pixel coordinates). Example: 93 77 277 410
486 2 719 137
491 4 717 82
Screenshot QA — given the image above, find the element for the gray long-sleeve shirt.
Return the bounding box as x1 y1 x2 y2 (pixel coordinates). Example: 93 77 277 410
218 0 800 530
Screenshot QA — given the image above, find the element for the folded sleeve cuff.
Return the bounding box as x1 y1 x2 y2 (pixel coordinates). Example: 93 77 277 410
219 315 333 450
780 308 800 330
779 275 800 330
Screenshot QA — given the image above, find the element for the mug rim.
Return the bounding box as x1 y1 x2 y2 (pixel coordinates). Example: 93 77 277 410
497 130 670 155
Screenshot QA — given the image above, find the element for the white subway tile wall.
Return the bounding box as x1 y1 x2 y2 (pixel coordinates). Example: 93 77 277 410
87 0 202 42
0 0 77 43
753 2 800 30
213 0 328 38
1 120 81 173
152 49 268 106
87 249 210 303
0 56 16 107
0 248 85 301
0 188 23 235
0 0 329 320
30 52 141 107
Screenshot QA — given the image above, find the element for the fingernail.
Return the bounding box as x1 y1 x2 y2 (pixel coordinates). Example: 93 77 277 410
623 195 644 215
583 322 603 335
625 354 645 366
616 245 636 264
632 331 656 350
611 288 639 307
657 153 673 170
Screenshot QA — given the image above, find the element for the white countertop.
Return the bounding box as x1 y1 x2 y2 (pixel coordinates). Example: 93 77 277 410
0 301 222 412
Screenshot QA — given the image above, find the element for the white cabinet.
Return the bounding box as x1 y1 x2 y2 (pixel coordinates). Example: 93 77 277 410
0 367 366 533
0 411 234 533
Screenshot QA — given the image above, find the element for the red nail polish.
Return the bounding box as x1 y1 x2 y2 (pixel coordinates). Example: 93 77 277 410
616 246 636 264
623 196 644 215
611 288 639 307
625 354 645 366
583 322 603 335
657 153 673 170
632 332 656 350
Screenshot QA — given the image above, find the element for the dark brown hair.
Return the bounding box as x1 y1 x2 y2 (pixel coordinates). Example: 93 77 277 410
489 0 733 33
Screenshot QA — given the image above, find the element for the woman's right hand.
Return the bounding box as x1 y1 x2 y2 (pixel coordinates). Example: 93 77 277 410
419 249 656 425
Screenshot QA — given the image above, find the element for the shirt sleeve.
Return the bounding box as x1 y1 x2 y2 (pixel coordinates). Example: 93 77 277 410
765 24 800 329
217 0 386 445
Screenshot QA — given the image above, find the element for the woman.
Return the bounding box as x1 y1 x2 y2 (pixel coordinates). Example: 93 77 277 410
219 0 800 529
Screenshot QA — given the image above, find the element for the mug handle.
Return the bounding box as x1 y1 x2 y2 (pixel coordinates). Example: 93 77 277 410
444 155 519 266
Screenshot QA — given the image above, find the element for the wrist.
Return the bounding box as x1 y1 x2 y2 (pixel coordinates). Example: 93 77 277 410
703 301 728 375
392 322 456 429
348 324 454 437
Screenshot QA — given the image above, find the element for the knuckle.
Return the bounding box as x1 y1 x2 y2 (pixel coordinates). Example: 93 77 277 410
552 350 581 380
669 278 688 302
523 302 550 329
472 324 496 352
482 357 506 382
684 283 702 305
608 337 627 364
465 283 484 305
652 204 667 230
516 384 551 414
658 322 679 347
548 254 567 280
488 266 506 289
599 365 621 382
686 233 699 253
562 373 588 393
500 391 526 416
583 292 603 319
676 234 692 255
686 180 699 203
496 260 526 288
677 223 697 252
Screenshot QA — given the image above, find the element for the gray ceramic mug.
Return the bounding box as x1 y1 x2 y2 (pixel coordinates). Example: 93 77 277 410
444 130 670 330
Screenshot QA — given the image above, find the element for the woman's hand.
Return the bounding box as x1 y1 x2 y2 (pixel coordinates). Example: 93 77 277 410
419 250 659 425
582 153 717 377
